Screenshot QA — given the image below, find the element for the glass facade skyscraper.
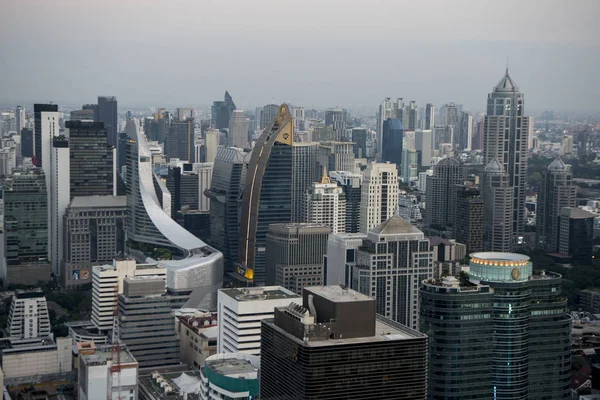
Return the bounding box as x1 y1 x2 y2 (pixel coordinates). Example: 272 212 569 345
381 118 403 168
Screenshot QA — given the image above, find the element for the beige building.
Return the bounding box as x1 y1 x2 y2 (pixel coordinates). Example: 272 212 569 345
2 337 71 381
360 162 399 232
175 310 218 369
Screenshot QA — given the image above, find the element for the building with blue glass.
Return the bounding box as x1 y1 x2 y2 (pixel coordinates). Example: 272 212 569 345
381 118 403 168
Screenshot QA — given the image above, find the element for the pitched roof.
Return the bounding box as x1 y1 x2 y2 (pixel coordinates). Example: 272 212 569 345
494 69 519 92
548 156 568 172
370 216 423 235
484 158 505 173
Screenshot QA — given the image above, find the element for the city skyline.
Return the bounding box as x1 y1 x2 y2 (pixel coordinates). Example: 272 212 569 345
1 1 599 113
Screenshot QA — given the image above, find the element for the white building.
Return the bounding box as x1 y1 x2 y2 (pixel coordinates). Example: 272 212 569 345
7 289 51 339
78 342 139 400
49 137 70 276
415 129 433 167
204 129 219 164
360 162 399 232
417 169 433 192
194 162 213 212
228 110 249 149
217 286 300 355
305 175 346 234
91 259 166 332
325 232 367 287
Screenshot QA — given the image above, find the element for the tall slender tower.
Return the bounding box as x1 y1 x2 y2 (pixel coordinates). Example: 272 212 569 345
360 162 399 232
483 158 514 252
50 137 70 276
483 69 529 241
425 157 467 231
228 110 249 148
305 172 346 234
97 96 118 147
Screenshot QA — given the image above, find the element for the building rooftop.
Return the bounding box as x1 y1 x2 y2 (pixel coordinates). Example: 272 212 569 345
562 207 596 219
470 252 530 262
219 286 299 302
69 195 127 209
305 285 372 303
206 357 257 380
79 345 137 366
494 68 519 92
370 216 423 236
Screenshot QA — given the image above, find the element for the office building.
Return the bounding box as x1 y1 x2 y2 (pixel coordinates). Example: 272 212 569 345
77 342 138 400
317 141 355 173
49 136 70 276
291 142 319 223
165 118 195 162
459 252 571 399
63 196 126 288
212 91 236 130
265 223 329 292
238 104 294 284
415 129 432 166
305 175 346 234
260 104 279 131
381 118 403 167
325 107 347 140
1 336 71 383
91 259 166 332
175 310 218 368
15 106 25 135
483 158 515 252
329 171 362 233
126 127 223 309
359 162 399 232
441 103 458 148
351 128 367 158
165 164 199 214
33 103 59 183
536 157 577 251
97 96 118 147
217 286 300 355
324 232 367 286
424 103 435 130
457 111 473 150
407 100 418 130
203 128 219 163
559 207 595 263
580 289 600 314
6 289 51 339
483 69 530 240
353 216 433 329
195 162 213 212
199 353 260 400
401 148 418 183
21 127 34 158
454 184 484 253
205 147 250 271
260 286 428 400
425 157 467 231
66 120 115 197
420 276 494 399
228 110 249 148
377 97 397 157
117 275 187 368
70 108 95 121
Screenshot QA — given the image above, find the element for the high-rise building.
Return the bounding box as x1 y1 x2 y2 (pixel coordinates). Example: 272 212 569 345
353 216 433 329
15 106 25 135
457 111 473 150
33 103 59 175
211 91 236 130
49 137 70 276
195 162 213 212
7 289 51 339
483 158 515 252
454 184 484 253
359 162 399 233
260 286 428 399
3 168 48 267
217 286 300 355
63 196 126 288
66 120 115 197
381 118 403 168
424 103 435 130
165 165 199 215
317 141 355 174
97 96 118 147
325 107 347 140
425 157 467 231
441 102 458 148
260 104 279 132
291 142 319 223
228 110 249 148
265 223 329 292
238 104 294 284
407 100 418 130
483 69 530 240
351 128 367 158
329 171 362 233
415 129 432 166
304 175 346 234
376 97 396 157
21 128 34 158
536 157 577 251
324 232 367 286
165 118 195 162
401 148 418 183
559 207 595 264
205 147 251 271
203 128 219 163
420 276 494 398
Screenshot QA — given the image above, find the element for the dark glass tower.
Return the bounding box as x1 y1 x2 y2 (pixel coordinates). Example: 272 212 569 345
381 118 403 168
66 120 114 198
425 157 467 232
453 184 484 253
164 118 195 162
21 128 34 158
97 96 118 147
238 104 294 284
211 91 236 129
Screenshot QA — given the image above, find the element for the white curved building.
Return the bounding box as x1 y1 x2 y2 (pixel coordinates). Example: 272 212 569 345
125 130 223 310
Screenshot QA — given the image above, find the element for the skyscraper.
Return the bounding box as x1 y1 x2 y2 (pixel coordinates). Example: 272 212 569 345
7 289 51 340
483 69 530 240
454 184 484 253
304 174 346 234
351 128 367 158
203 128 219 163
260 286 428 399
21 128 33 158
483 158 515 252
97 96 118 147
66 120 115 197
227 110 249 148
441 102 458 148
317 141 355 174
329 171 362 234
425 157 467 231
211 91 236 130
359 162 399 233
457 111 473 150
559 207 595 264
353 216 433 329
33 103 59 174
325 107 347 141
238 104 294 284
164 118 195 162
381 118 403 168
415 129 432 167
536 157 577 251
264 223 329 292
260 104 279 132
49 136 70 276
401 148 418 183
291 142 319 223
407 100 418 130
424 103 435 130
15 106 25 135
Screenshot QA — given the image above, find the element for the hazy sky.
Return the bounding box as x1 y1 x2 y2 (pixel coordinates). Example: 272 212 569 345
1 0 599 113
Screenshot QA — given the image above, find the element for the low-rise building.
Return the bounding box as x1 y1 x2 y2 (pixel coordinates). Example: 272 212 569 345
2 337 72 384
200 353 259 400
175 310 218 369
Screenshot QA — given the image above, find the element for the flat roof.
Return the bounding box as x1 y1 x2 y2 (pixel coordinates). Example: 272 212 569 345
206 358 257 379
219 286 299 302
69 195 127 209
305 285 372 303
80 347 136 365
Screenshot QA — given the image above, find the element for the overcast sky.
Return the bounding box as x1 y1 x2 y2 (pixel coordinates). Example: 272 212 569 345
1 0 599 113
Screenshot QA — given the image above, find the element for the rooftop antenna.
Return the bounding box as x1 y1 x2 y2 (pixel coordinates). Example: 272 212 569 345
506 56 509 73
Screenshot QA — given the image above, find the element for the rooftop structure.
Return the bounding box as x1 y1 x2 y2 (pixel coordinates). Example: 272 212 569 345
200 353 259 400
